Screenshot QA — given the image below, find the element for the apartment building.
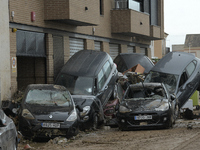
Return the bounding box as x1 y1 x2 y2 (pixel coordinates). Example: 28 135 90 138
8 0 164 98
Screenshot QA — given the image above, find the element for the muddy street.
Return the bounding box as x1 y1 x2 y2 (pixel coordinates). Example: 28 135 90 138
18 120 200 150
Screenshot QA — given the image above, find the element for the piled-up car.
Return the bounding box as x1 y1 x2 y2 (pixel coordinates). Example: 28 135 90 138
18 84 79 139
55 50 118 130
144 52 200 109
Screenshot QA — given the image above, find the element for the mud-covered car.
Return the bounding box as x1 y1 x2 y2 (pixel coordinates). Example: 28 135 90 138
0 109 18 149
116 83 179 130
144 52 200 108
55 50 118 130
114 53 154 74
18 84 79 139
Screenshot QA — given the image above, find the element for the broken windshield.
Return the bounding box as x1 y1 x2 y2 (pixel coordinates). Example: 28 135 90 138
125 86 167 100
25 89 72 106
56 74 94 95
144 71 178 94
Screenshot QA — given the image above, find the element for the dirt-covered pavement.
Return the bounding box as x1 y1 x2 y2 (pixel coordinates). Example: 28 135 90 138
17 119 200 150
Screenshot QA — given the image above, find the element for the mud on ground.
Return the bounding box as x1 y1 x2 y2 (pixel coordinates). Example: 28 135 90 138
18 120 200 150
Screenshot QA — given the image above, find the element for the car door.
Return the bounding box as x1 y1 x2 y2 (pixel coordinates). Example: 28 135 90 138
176 60 198 107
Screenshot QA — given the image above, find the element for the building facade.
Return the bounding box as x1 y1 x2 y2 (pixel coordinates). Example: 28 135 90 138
7 0 164 98
172 34 200 58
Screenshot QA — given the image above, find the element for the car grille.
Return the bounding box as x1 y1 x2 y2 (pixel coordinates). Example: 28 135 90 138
37 119 64 123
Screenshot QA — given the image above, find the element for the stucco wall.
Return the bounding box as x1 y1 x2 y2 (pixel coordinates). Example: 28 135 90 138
0 0 11 102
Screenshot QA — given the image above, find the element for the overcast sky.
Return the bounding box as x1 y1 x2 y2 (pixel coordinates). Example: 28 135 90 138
164 0 200 49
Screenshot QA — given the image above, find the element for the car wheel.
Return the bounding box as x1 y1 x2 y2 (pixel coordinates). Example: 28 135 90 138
92 113 99 130
166 115 173 129
173 104 180 124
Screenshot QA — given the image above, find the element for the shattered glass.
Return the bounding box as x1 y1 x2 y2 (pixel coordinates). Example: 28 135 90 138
26 90 72 106
145 71 178 94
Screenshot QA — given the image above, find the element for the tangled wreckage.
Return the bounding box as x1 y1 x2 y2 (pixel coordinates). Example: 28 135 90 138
2 51 200 144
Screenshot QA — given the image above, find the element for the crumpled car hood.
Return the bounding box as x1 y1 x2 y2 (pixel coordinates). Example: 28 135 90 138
124 99 168 112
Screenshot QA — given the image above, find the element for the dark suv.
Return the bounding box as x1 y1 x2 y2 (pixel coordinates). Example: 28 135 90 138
55 50 118 130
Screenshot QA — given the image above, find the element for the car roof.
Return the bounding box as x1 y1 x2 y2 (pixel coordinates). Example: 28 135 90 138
151 52 196 75
114 53 154 73
26 84 67 91
60 50 110 77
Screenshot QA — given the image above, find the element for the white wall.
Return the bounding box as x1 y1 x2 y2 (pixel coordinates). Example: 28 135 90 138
0 0 11 103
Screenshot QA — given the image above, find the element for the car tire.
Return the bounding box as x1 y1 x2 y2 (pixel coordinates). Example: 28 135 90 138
173 104 180 124
92 113 99 130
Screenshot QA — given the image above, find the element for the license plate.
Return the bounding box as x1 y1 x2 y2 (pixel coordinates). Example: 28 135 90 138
42 123 60 128
134 115 152 120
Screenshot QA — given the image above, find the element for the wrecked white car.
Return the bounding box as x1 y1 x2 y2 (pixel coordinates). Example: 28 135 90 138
0 109 18 149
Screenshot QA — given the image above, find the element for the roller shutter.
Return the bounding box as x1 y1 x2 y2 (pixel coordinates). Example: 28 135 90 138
140 47 147 55
127 46 136 53
94 41 101 51
69 37 84 57
109 43 119 59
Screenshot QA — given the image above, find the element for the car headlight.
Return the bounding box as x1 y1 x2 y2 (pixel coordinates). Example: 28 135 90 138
22 109 35 120
119 106 132 113
155 103 169 111
67 109 77 121
80 106 91 117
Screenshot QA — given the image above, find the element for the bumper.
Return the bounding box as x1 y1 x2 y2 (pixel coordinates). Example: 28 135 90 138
117 111 172 130
19 117 79 138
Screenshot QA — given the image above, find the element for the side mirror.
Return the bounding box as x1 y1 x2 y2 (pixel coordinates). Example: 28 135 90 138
170 94 176 101
0 119 6 127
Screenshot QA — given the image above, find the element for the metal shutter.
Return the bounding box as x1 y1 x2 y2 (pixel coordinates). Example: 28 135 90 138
16 30 45 57
127 46 135 53
94 41 101 51
140 47 147 55
69 37 84 57
53 35 64 79
109 43 119 59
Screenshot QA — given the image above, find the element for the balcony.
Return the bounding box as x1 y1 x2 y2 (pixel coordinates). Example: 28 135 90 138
111 0 162 40
111 9 150 37
44 0 99 26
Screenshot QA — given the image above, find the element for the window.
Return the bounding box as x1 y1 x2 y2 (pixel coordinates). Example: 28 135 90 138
103 61 112 79
100 0 104 15
97 69 105 90
186 61 196 77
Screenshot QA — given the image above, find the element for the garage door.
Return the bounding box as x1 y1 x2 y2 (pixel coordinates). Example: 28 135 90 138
69 37 84 57
53 35 64 79
140 47 147 55
94 41 101 51
109 43 119 59
16 30 46 90
127 46 136 53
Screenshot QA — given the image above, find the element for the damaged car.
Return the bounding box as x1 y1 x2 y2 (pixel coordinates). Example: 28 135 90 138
18 84 79 139
0 109 18 149
55 50 118 130
116 83 179 130
144 52 200 108
114 53 154 74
